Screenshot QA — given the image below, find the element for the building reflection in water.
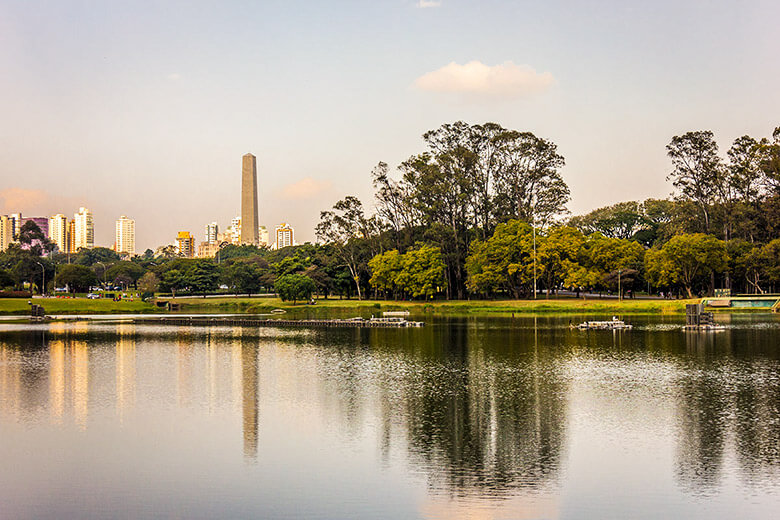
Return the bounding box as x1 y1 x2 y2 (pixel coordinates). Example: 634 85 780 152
176 330 194 407
231 327 259 460
49 337 65 423
115 323 136 423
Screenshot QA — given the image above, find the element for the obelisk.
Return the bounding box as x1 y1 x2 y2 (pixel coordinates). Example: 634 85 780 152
241 153 259 245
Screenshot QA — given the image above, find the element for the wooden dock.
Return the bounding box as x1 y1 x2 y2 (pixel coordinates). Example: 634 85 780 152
130 316 424 329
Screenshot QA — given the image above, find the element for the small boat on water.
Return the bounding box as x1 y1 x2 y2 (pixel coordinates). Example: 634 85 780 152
574 317 633 330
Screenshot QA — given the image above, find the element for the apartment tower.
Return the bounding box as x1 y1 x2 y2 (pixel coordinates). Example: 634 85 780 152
74 207 94 250
115 216 136 256
241 153 259 245
49 214 69 253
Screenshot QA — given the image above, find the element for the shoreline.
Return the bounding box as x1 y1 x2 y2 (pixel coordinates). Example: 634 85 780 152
1 296 772 317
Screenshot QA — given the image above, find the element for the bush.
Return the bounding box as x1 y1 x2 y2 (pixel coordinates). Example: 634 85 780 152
0 290 33 298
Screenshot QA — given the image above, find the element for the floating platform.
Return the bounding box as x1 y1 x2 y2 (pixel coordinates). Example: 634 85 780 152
130 316 424 329
575 318 632 330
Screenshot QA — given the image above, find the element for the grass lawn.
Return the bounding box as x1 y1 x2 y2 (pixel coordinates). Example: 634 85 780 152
0 295 712 316
165 295 697 315
0 297 157 315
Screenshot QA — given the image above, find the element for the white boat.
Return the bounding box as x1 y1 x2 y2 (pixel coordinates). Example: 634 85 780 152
575 317 633 330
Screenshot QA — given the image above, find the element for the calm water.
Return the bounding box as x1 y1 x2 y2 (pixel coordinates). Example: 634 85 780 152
1 314 779 519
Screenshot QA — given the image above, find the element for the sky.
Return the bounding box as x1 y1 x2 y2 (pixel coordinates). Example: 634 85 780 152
1 0 778 251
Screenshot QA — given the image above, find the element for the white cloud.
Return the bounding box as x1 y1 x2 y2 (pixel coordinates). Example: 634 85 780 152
279 178 332 200
167 73 181 80
414 60 554 98
416 0 442 7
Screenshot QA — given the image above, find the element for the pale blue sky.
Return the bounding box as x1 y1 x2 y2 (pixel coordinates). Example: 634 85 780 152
1 0 778 249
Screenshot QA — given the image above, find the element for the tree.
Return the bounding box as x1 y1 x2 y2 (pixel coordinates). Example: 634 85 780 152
17 220 55 256
569 201 644 240
186 261 220 296
223 260 265 295
0 245 55 293
492 130 569 226
666 131 726 232
274 273 316 304
0 269 16 289
646 234 727 298
316 196 373 300
466 220 535 298
396 245 446 299
105 261 144 288
54 264 97 293
137 272 160 295
368 249 404 298
160 269 186 297
537 226 586 296
73 247 121 266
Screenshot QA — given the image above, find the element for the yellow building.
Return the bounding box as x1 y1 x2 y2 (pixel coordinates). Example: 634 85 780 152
176 231 195 258
49 214 69 254
0 215 13 252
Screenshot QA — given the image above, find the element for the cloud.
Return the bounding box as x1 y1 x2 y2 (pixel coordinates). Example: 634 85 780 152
279 178 332 200
167 73 181 80
0 188 49 214
414 60 554 98
416 0 442 7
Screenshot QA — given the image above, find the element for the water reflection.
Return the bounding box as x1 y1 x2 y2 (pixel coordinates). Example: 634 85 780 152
0 316 778 518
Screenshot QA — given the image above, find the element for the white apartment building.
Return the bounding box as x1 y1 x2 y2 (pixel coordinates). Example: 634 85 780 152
205 222 219 244
115 215 136 256
74 207 94 251
274 223 294 250
49 214 69 253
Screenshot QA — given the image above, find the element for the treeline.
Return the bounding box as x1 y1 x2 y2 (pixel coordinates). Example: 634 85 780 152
1 122 778 301
315 122 780 299
0 222 366 302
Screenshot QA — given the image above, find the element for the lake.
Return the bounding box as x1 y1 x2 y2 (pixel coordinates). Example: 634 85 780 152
1 314 779 519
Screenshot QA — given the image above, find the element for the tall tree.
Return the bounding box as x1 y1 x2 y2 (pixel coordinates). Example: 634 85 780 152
666 131 725 232
316 196 373 300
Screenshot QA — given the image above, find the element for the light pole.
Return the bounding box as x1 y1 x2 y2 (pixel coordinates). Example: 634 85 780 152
618 269 622 302
35 261 45 296
532 223 537 300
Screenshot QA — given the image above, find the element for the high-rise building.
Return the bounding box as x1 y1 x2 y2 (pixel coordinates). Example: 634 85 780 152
115 216 136 256
9 213 22 239
49 214 69 254
241 153 259 245
74 207 94 251
67 219 76 254
205 222 219 244
258 226 269 247
0 215 13 252
274 223 294 250
176 231 195 258
226 216 241 245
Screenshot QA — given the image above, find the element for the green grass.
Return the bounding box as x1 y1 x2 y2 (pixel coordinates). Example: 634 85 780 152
3 295 757 317
0 297 157 315
167 296 695 315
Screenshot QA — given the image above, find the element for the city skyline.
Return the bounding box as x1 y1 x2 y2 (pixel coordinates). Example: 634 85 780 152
1 1 778 250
